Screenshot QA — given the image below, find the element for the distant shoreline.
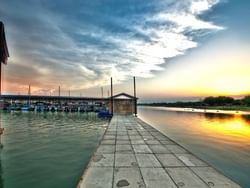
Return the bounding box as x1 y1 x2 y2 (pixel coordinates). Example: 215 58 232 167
139 96 250 112
138 104 250 112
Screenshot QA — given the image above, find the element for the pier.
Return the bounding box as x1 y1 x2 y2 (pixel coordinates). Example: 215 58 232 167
77 115 241 188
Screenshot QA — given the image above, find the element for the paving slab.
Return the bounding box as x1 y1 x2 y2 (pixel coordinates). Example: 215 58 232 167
116 140 131 145
113 167 145 188
160 140 175 145
115 153 138 167
166 167 208 188
165 145 189 154
103 135 116 140
141 168 177 188
89 153 114 167
77 167 113 188
117 131 128 136
128 132 139 136
116 144 133 153
129 135 142 140
105 131 117 135
149 144 171 154
176 153 208 167
191 167 241 188
101 139 116 145
139 131 151 136
116 135 129 140
135 154 161 167
131 139 145 145
142 135 155 140
132 144 152 154
145 139 161 145
96 145 115 154
156 154 185 167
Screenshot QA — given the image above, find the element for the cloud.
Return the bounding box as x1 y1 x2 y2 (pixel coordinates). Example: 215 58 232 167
1 0 224 95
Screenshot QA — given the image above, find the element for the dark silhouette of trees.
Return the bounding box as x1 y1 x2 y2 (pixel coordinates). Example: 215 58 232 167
242 96 250 106
203 96 234 106
139 95 250 109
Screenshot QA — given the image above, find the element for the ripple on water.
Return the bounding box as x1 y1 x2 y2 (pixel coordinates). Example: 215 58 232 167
0 112 108 188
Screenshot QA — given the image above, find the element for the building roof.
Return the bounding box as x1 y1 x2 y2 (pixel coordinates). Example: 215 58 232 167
0 21 9 64
112 92 137 100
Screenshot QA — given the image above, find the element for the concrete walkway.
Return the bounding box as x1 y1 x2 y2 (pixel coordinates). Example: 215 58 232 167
77 115 241 188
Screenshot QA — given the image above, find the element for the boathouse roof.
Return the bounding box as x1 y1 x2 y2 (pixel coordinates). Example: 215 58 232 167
0 21 9 64
112 92 138 100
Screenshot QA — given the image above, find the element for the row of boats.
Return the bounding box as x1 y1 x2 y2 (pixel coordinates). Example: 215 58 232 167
1 101 113 118
2 101 105 113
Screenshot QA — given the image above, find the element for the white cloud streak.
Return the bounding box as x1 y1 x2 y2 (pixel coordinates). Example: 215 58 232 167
2 0 224 95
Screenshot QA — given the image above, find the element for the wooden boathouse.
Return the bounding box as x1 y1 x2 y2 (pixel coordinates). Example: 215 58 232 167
109 93 138 115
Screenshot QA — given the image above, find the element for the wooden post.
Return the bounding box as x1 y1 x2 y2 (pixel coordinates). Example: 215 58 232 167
0 63 2 96
133 76 137 116
111 77 113 114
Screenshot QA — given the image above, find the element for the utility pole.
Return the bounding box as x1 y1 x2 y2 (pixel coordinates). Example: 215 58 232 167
0 63 2 96
133 76 137 116
110 77 113 114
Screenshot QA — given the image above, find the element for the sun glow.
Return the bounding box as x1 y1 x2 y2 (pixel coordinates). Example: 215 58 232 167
202 115 250 140
152 43 250 97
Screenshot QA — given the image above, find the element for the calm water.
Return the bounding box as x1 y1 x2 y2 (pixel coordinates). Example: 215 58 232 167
0 112 108 188
138 106 250 188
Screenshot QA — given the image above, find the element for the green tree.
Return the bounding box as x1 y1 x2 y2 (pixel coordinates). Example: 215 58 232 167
203 96 234 106
242 96 250 106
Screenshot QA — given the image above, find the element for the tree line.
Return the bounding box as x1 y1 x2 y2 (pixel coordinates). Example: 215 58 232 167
139 96 250 107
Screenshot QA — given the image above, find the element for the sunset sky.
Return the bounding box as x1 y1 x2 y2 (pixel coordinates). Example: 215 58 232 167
1 0 250 102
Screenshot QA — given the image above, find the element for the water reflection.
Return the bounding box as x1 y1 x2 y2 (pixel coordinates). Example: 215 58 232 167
138 106 250 188
0 112 107 188
204 113 233 120
202 113 250 146
0 158 3 188
0 114 3 188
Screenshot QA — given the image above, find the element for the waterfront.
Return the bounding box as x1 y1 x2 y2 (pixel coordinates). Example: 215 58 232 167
0 112 108 188
138 106 250 188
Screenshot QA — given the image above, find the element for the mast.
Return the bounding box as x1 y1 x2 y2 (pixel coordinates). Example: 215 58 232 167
28 84 31 105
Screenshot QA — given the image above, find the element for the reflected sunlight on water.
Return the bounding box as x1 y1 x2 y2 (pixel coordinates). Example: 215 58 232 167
189 113 250 148
138 106 250 188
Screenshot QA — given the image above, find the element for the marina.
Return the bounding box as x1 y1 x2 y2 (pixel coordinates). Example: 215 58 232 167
0 92 137 115
1 1 249 187
77 115 242 188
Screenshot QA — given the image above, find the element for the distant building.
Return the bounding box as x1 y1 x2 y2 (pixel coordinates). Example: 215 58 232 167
109 93 138 115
